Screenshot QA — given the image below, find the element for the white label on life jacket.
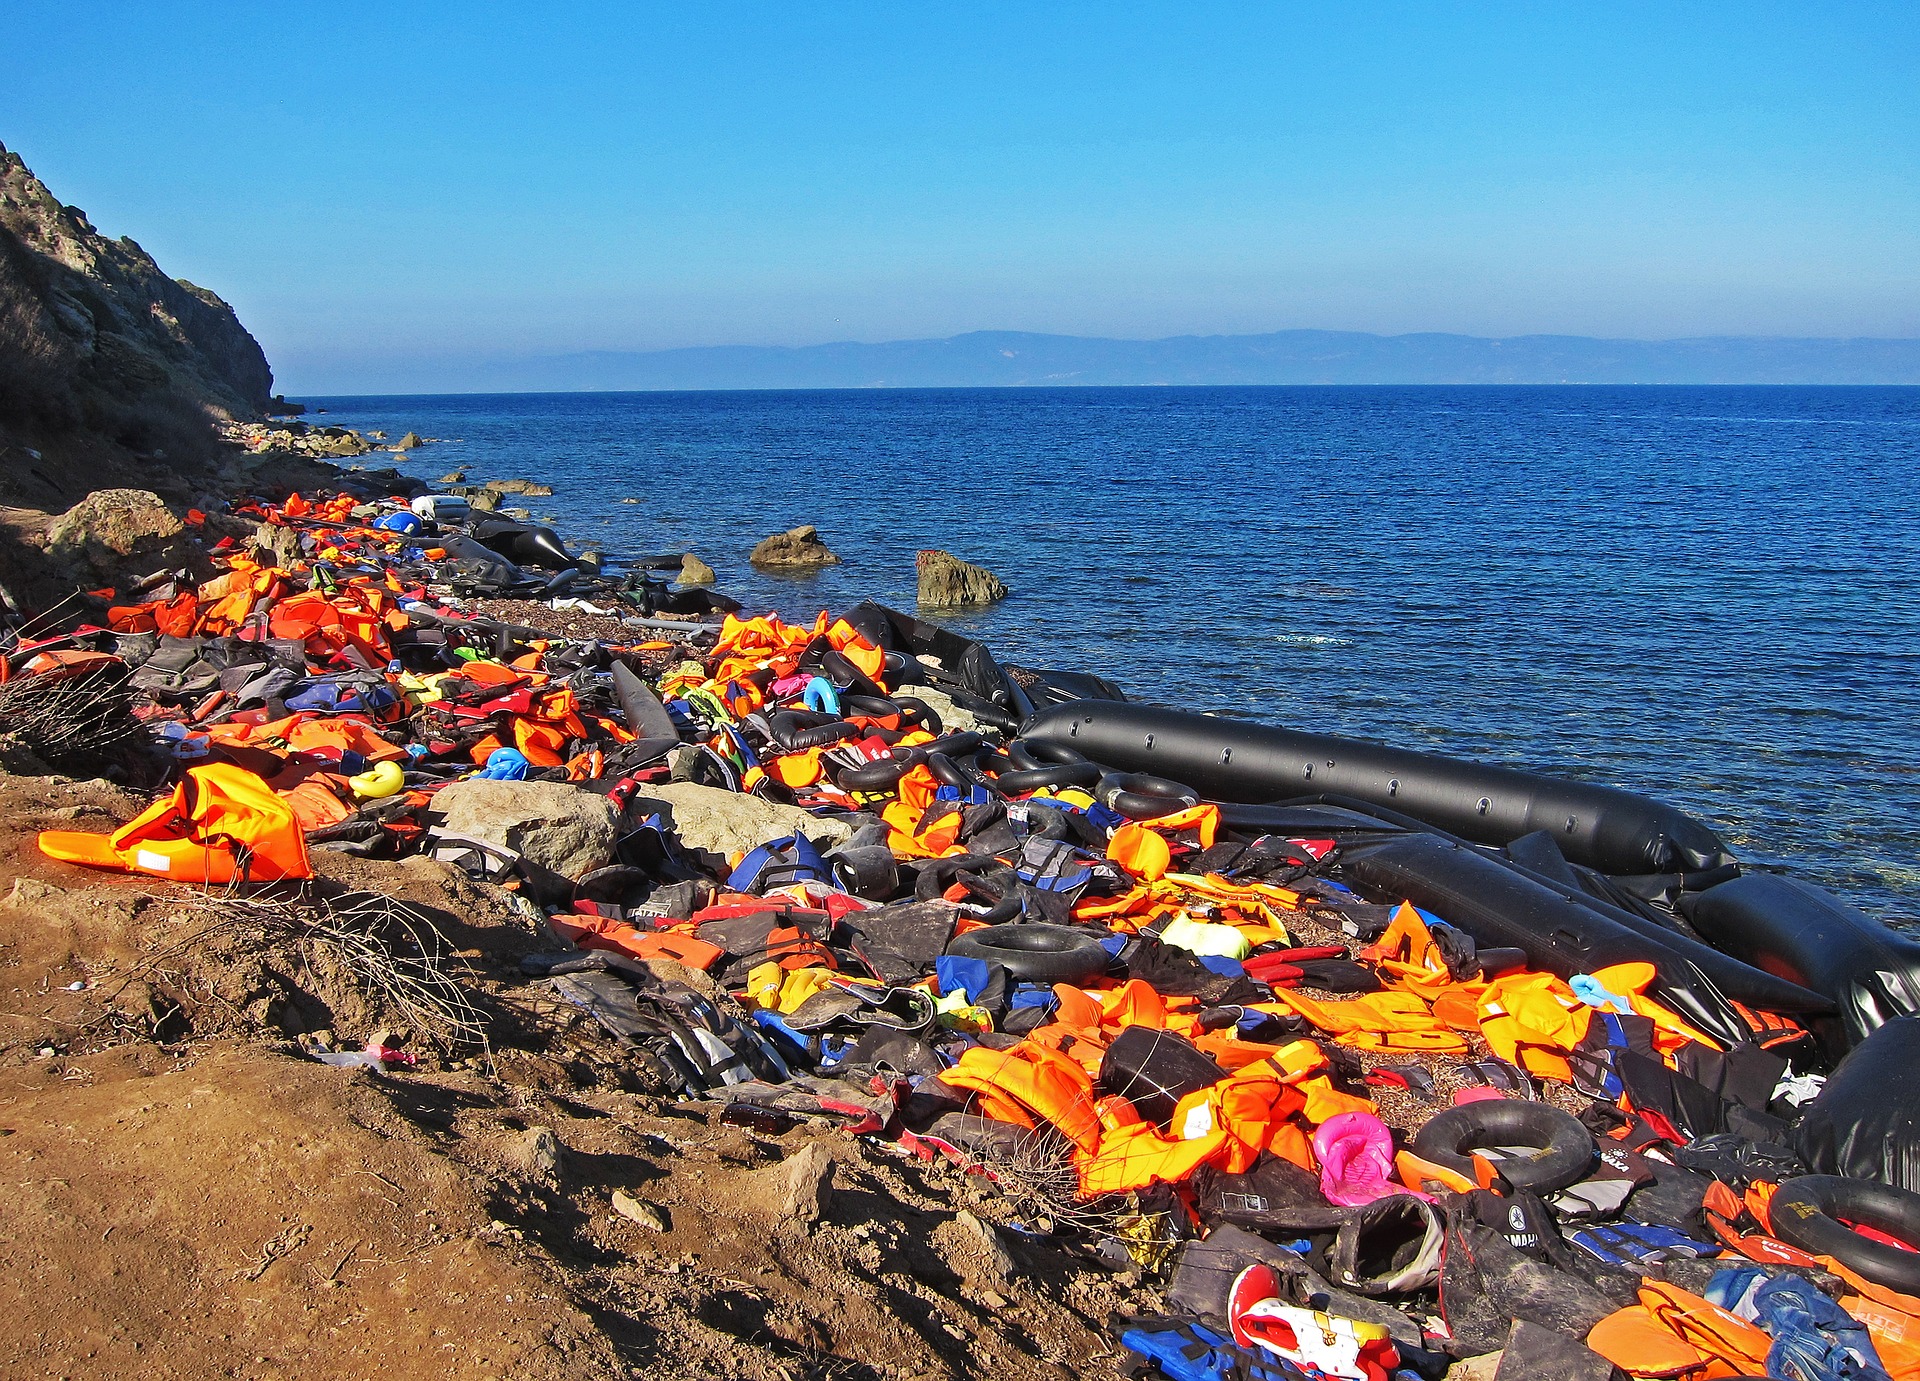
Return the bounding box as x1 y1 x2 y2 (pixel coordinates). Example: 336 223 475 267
1180 1102 1216 1140
134 850 171 873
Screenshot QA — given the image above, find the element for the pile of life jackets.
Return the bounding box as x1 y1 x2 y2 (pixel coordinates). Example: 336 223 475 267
20 486 1920 1381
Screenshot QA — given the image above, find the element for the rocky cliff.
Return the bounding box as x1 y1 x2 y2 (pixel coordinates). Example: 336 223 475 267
0 138 275 506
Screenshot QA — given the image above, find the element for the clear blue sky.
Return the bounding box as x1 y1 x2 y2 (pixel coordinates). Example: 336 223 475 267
6 3 1918 391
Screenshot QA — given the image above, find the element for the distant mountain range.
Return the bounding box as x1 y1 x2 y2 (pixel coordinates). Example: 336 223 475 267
463 329 1920 391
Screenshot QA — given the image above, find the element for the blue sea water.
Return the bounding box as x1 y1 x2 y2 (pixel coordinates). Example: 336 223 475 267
302 386 1920 923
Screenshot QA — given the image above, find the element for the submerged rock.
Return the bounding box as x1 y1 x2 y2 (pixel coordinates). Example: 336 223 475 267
749 525 840 569
485 478 554 497
917 549 1009 607
678 552 717 586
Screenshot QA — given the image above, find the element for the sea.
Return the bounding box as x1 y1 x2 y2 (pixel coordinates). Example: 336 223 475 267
300 386 1920 924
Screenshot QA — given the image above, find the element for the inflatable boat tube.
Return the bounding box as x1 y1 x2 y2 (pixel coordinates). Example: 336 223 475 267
1009 738 1089 769
1769 1176 1920 1294
1411 1101 1595 1193
1022 701 1733 877
1279 791 1828 1024
1334 833 1827 1045
612 662 680 742
1793 1018 1920 1192
842 601 1035 719
1682 874 1920 1053
471 520 573 570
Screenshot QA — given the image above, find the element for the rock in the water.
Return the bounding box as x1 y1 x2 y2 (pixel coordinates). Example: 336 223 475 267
630 781 851 859
467 488 502 512
395 431 424 450
439 469 466 482
917 549 1009 607
485 478 554 497
431 779 617 880
749 525 840 569
678 552 717 585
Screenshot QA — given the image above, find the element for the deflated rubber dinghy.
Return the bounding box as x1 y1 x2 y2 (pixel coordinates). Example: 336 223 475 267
1331 830 1827 1046
1682 873 1920 1052
470 518 574 570
1021 701 1733 877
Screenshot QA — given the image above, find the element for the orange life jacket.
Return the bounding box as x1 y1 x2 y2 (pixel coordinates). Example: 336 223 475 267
38 763 313 883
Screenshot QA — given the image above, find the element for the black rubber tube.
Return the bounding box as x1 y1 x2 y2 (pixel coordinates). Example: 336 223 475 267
1770 1176 1920 1293
996 761 1104 794
833 753 914 792
1097 771 1201 821
1023 700 1734 876
1411 1101 1596 1193
945 923 1111 983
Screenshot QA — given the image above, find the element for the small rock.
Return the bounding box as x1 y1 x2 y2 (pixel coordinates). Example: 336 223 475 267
916 549 1009 607
249 522 303 570
485 479 554 497
440 469 467 483
611 1191 669 1231
749 525 840 569
520 1126 562 1176
396 432 424 450
4 878 62 909
467 488 502 512
773 1143 834 1226
678 552 717 586
618 497 641 504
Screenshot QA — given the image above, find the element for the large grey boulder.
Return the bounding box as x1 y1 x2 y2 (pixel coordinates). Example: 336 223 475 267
916 549 1009 607
432 779 617 880
630 781 852 858
47 489 187 568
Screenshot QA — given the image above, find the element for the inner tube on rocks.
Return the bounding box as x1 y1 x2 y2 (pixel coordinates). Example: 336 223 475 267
766 711 857 753
995 761 1103 794
1334 830 1828 1046
1097 771 1202 821
1411 1101 1596 1193
1769 1176 1920 1294
945 922 1111 983
1682 873 1920 1054
922 731 986 759
832 750 919 792
1023 700 1734 877
841 600 1036 720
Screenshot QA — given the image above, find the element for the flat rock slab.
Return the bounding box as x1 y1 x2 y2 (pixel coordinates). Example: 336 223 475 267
432 778 617 880
631 781 852 858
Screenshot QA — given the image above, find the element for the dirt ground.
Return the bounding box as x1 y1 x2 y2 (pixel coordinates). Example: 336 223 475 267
0 772 1140 1381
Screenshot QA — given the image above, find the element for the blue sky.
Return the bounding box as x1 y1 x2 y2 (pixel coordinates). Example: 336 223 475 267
5 3 1918 391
